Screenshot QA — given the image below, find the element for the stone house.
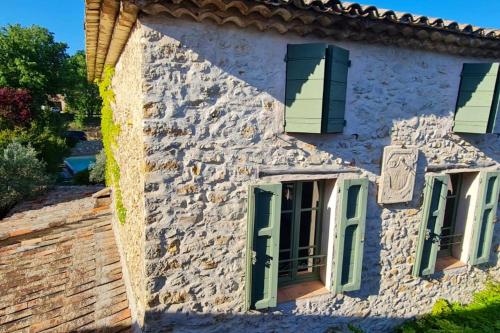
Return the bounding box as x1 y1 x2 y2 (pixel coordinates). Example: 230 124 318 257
84 0 500 332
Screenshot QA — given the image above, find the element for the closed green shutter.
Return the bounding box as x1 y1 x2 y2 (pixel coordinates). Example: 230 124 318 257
332 178 368 293
489 74 500 134
412 175 449 277
453 63 500 134
245 184 282 310
285 43 326 133
324 45 349 133
284 43 349 134
469 171 500 265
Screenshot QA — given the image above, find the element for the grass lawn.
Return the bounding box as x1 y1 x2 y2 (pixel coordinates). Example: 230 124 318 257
396 281 500 333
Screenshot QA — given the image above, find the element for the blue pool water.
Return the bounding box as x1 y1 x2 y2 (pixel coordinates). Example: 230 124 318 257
64 155 96 174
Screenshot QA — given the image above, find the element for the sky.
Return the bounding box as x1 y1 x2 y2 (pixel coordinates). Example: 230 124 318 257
0 0 499 55
0 0 85 55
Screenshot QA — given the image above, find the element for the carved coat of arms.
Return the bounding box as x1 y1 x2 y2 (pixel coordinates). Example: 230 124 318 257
378 146 418 204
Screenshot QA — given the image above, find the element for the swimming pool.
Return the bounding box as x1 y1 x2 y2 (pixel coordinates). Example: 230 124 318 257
64 155 96 174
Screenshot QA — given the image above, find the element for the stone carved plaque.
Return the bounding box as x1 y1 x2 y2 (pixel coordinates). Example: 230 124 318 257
378 146 418 204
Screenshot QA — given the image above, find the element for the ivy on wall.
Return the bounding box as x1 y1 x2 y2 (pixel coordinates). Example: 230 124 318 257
98 66 126 224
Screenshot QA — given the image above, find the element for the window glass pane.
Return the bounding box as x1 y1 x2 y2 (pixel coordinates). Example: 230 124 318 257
477 208 492 258
282 183 294 211
346 184 360 219
341 224 357 285
297 210 317 273
450 174 460 196
440 196 455 251
485 177 496 204
279 212 293 278
279 212 293 257
301 181 320 208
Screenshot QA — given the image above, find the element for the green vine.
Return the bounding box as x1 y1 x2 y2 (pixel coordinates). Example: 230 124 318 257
98 66 126 224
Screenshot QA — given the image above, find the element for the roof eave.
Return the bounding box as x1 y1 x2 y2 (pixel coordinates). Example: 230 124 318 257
85 0 500 81
85 0 138 82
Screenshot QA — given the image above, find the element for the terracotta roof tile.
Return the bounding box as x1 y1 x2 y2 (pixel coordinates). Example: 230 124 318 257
86 0 500 80
256 0 500 39
0 187 132 333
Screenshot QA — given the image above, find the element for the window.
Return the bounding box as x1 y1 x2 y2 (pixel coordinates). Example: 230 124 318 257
437 173 463 259
278 181 325 286
284 43 350 134
453 63 500 134
413 171 500 277
246 177 369 310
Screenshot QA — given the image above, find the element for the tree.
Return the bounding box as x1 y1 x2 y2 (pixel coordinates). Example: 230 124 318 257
64 51 101 127
0 87 32 128
0 24 68 109
0 24 72 174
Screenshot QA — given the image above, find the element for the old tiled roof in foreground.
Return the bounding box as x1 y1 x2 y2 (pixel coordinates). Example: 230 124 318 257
85 0 500 81
0 186 132 332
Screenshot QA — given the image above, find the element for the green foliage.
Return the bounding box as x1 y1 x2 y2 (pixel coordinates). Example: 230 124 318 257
0 24 68 108
64 51 101 127
0 141 49 215
0 24 73 175
98 66 126 223
0 124 70 173
89 149 105 184
72 169 91 185
347 323 364 333
396 281 500 333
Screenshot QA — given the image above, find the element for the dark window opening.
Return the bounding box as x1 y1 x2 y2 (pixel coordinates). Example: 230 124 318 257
437 173 466 270
278 181 325 287
438 174 463 258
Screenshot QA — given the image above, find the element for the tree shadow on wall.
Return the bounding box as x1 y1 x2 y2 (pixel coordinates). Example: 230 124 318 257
139 311 407 333
70 296 500 332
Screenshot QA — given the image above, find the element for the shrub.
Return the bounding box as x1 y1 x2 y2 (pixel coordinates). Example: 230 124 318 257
396 281 500 333
72 169 91 185
0 87 32 128
99 66 126 223
89 150 105 184
0 125 70 173
0 142 49 215
28 127 70 173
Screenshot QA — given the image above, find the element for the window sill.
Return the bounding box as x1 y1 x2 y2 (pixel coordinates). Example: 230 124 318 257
435 256 466 272
277 280 329 303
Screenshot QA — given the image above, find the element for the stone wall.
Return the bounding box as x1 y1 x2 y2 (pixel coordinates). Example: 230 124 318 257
110 24 148 328
117 15 499 332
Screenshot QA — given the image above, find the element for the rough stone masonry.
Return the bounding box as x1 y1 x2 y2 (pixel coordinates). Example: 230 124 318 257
109 14 500 333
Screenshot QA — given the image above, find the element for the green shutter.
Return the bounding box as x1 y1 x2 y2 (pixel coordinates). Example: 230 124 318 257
332 178 368 293
469 171 500 265
453 63 500 134
412 175 449 277
489 73 500 134
245 184 282 310
323 45 349 133
285 43 326 133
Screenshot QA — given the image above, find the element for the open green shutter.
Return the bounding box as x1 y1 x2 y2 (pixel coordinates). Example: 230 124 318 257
333 178 368 293
469 171 500 265
324 45 349 133
245 184 282 310
412 175 449 277
285 43 326 133
453 63 500 134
